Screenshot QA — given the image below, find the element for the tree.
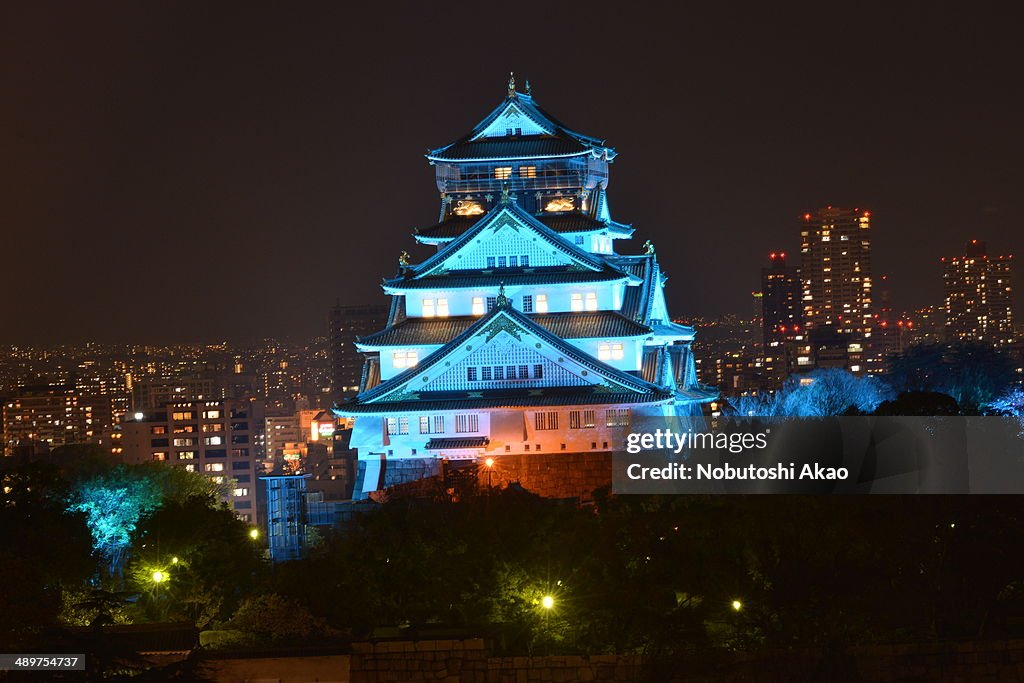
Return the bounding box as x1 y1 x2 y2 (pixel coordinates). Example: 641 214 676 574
888 342 1015 412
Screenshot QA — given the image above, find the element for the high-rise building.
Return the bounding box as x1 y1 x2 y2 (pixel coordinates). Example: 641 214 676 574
2 385 97 456
761 252 803 347
943 239 1014 346
800 207 874 338
328 303 388 398
120 398 264 524
334 77 715 499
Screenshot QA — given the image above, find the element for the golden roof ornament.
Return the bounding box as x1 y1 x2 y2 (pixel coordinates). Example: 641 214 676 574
507 71 516 98
496 282 509 308
643 240 656 255
525 79 532 96
398 251 410 267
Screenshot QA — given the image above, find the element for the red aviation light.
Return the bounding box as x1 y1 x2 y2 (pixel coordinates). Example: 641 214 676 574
804 213 811 221
780 252 786 259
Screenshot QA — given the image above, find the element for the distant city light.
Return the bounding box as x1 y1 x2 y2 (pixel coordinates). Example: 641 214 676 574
134 412 144 421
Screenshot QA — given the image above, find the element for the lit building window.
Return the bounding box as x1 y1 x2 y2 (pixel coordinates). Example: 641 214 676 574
233 487 249 497
585 292 598 311
202 410 221 419
204 436 223 446
393 350 419 368
205 462 224 473
494 167 512 180
535 293 548 313
152 452 167 461
423 298 436 318
571 293 583 312
472 297 485 315
519 166 537 178
598 342 624 361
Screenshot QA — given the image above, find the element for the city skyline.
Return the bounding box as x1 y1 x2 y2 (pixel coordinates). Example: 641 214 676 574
3 3 1022 343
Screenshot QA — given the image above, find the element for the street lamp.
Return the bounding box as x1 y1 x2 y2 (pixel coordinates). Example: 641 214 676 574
249 528 259 540
151 570 167 584
484 457 495 487
541 595 554 610
731 599 743 612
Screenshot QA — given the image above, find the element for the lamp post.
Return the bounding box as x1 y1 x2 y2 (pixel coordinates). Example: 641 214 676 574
484 457 495 488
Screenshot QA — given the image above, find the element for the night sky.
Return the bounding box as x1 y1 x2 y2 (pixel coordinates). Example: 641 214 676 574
3 2 1020 343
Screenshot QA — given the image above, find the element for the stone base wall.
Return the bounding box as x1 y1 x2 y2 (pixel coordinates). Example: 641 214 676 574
350 639 641 683
482 451 612 500
348 637 1024 683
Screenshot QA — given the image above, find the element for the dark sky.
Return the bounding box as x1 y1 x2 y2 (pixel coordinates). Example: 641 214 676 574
2 2 1020 343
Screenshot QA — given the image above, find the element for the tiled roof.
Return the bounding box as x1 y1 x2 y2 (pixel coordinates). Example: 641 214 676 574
426 437 489 449
359 312 652 347
337 389 672 414
415 212 632 241
428 136 590 162
383 267 630 291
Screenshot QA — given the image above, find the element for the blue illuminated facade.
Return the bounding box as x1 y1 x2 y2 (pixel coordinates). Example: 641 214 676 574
335 76 715 498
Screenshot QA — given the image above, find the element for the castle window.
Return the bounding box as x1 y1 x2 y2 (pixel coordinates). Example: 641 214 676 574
518 365 529 379
535 412 559 430
486 257 495 268
605 409 630 427
466 367 478 382
422 298 436 317
472 297 485 315
519 165 536 178
497 256 507 268
494 167 512 180
522 295 533 313
493 366 504 380
533 364 543 379
586 292 598 311
419 415 444 434
598 342 624 361
575 235 584 245
436 298 449 317
507 365 517 379
535 293 548 312
571 293 584 312
386 417 409 435
521 255 529 267
509 255 518 267
393 350 419 368
455 414 479 433
481 367 492 381
486 296 497 311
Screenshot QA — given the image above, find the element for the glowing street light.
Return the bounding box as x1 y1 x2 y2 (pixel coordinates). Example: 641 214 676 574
249 528 259 540
731 599 743 612
541 595 555 610
151 570 167 584
171 556 179 564
483 457 495 488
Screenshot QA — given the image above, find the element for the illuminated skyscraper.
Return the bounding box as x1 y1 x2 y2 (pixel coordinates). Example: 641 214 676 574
799 207 874 339
761 251 802 347
943 239 1014 345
